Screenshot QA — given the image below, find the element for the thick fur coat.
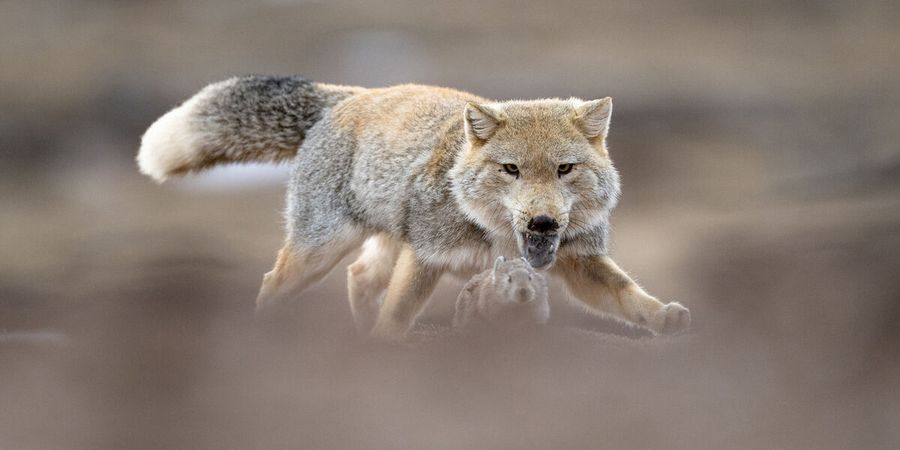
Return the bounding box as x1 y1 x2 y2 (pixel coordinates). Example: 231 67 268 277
138 75 690 338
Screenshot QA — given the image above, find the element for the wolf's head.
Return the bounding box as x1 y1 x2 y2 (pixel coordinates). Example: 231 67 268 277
450 98 621 269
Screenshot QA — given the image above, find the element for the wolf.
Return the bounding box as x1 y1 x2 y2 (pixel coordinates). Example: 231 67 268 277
137 75 690 339
453 256 550 329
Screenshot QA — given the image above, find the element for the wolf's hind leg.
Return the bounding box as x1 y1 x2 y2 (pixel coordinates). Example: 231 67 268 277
347 234 400 335
370 244 442 339
256 226 364 314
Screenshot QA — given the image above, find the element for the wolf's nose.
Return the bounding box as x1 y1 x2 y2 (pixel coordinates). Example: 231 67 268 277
527 215 559 234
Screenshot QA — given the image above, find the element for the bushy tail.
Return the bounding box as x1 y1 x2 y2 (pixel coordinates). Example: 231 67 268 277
137 75 361 182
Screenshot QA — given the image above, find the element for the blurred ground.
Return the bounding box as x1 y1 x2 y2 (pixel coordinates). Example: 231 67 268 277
2 1 899 449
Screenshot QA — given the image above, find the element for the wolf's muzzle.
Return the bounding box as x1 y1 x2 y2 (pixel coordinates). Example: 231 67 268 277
521 232 559 269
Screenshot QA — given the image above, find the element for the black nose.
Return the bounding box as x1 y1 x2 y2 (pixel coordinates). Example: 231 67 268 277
527 215 559 234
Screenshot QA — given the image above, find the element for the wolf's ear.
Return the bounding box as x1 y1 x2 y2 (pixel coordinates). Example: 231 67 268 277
491 256 506 282
573 97 612 140
464 102 505 142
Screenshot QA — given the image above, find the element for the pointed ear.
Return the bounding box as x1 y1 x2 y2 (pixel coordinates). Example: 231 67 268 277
464 102 505 142
491 256 506 282
573 97 612 139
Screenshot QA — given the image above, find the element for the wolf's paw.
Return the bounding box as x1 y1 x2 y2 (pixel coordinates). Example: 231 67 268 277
647 302 691 335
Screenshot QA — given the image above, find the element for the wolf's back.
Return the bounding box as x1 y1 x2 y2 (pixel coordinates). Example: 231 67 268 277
137 76 360 182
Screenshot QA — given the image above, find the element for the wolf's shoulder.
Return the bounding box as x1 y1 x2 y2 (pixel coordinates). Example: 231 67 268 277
376 83 486 102
333 83 486 122
326 83 477 168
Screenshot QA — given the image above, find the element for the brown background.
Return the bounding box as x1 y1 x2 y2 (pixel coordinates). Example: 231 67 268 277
2 1 899 448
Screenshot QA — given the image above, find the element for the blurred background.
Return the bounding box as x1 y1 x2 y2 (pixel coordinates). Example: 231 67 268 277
2 1 899 448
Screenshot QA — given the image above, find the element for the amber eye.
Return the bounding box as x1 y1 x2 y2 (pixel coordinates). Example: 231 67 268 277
558 163 574 176
502 164 520 177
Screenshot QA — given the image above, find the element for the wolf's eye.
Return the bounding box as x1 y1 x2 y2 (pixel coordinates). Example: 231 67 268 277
558 164 574 176
502 164 519 177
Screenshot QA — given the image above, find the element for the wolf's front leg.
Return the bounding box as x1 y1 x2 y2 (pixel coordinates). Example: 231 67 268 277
370 245 441 340
554 255 690 335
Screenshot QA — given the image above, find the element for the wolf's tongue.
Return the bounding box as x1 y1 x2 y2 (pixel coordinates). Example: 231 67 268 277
522 233 559 269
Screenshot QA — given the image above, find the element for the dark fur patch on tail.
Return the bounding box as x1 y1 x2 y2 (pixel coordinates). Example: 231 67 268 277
186 75 328 170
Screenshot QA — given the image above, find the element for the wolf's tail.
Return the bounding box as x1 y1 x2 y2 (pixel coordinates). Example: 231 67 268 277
137 75 362 182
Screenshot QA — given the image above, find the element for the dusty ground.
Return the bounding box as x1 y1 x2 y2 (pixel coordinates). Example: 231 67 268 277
2 1 899 449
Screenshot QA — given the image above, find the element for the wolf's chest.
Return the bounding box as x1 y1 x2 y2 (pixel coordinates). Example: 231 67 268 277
421 236 519 278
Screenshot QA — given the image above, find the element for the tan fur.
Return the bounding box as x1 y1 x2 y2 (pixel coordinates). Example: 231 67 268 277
334 85 484 142
425 115 466 177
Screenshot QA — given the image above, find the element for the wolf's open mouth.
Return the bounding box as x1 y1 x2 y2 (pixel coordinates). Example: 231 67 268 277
519 232 559 269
